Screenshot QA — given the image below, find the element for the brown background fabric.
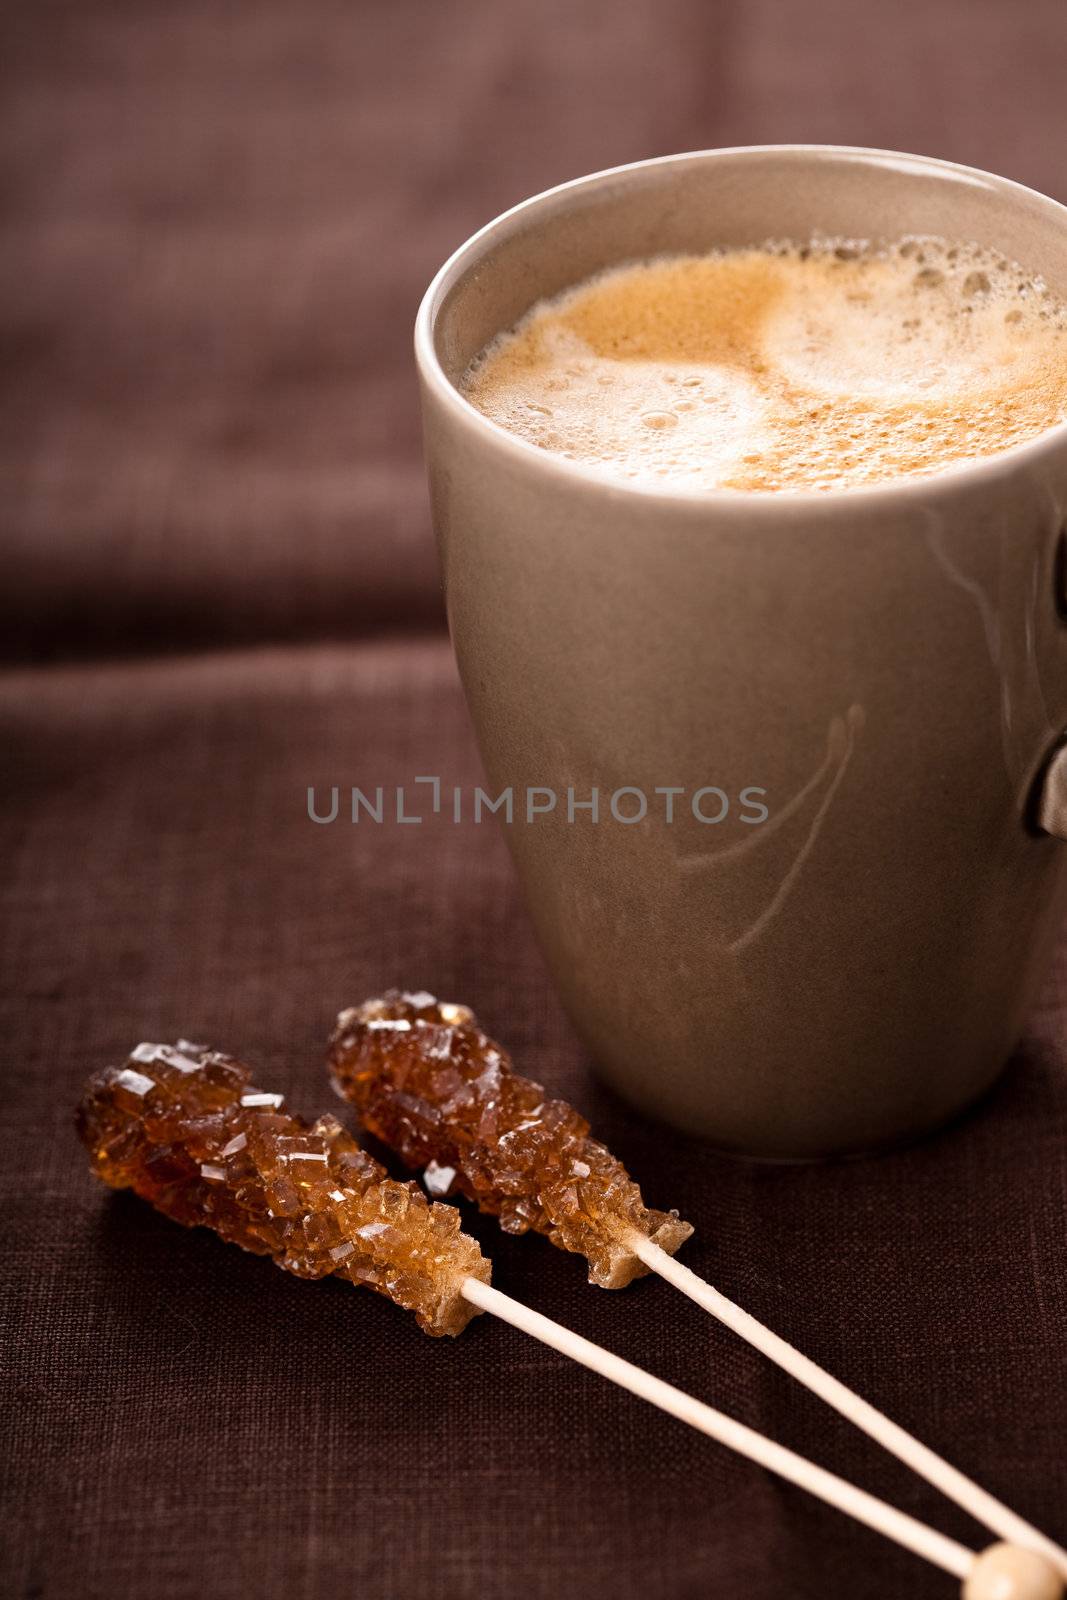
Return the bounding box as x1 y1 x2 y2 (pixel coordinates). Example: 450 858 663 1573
1 4 1065 1598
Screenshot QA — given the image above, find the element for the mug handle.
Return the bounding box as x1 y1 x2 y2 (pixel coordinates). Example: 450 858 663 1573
1037 742 1067 840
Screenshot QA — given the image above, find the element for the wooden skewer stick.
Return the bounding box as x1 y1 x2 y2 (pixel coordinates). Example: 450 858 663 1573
461 1276 974 1583
626 1232 1067 1580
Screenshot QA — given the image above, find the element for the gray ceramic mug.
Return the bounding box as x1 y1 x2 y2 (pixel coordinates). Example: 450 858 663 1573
415 146 1067 1158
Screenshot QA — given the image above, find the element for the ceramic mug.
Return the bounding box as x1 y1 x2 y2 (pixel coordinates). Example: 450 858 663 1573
415 146 1067 1157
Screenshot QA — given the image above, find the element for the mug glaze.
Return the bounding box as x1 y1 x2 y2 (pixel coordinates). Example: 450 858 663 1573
415 146 1067 1157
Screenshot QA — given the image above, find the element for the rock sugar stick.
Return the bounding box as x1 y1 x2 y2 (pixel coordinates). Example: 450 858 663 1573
78 1040 489 1334
329 992 1067 1580
329 992 692 1290
78 1047 1055 1597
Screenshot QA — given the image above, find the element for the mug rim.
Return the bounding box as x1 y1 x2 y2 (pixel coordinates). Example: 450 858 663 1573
414 143 1067 514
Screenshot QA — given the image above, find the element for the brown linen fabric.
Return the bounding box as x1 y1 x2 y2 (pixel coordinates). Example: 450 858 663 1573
2 5 1066 1600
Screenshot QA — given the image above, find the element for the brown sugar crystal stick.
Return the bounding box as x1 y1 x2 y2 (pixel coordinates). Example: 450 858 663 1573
77 1041 490 1335
329 993 1067 1583
78 1043 1051 1596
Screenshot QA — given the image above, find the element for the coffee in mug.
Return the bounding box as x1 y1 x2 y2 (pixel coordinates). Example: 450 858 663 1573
462 239 1067 493
416 148 1067 1157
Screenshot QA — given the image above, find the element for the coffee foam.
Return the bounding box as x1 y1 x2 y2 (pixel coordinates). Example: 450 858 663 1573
461 240 1067 492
